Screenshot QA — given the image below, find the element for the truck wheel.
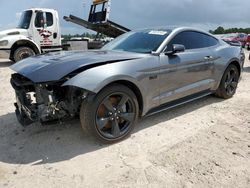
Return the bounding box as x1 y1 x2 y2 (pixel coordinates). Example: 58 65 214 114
215 64 239 99
13 46 35 62
80 84 139 144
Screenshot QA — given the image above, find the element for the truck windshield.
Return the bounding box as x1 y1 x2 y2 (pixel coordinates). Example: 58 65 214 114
102 30 171 53
17 10 32 29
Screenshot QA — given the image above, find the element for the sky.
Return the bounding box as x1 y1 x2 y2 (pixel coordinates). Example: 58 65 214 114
0 0 249 34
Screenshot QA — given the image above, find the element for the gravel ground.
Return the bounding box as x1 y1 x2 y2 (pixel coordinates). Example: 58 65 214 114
0 51 249 188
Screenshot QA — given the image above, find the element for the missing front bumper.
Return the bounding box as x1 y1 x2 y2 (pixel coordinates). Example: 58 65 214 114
14 102 35 126
11 73 89 126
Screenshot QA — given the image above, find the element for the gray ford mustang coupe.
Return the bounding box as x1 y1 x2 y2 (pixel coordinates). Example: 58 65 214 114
10 27 244 143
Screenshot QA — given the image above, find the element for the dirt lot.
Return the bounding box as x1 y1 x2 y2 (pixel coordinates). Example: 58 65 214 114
0 51 250 188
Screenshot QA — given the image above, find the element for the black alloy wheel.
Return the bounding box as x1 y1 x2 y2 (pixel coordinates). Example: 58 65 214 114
224 68 238 96
216 64 240 99
80 84 139 143
95 92 136 139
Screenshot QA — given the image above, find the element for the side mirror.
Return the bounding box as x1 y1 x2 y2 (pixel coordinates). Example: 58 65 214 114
172 44 185 53
165 44 185 55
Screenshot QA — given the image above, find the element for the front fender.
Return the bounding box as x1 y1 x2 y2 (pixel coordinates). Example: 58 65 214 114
12 36 41 54
62 63 144 94
1 35 40 53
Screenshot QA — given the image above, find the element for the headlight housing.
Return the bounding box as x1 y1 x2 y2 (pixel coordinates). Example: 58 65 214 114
0 40 8 46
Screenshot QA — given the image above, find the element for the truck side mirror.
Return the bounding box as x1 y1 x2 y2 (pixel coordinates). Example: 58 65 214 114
40 19 45 28
42 12 47 29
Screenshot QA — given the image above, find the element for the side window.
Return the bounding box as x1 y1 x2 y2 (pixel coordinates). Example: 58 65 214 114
167 32 194 50
46 12 53 27
167 31 218 51
203 34 218 47
35 12 53 28
35 12 44 28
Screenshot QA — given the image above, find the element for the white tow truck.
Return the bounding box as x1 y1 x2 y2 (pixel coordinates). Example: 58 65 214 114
0 0 129 62
0 8 61 62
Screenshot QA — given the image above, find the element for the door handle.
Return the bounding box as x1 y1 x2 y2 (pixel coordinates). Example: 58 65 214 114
204 56 213 60
53 32 58 39
149 75 158 80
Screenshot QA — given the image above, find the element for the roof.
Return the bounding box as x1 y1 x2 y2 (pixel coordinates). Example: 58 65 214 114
134 26 210 35
24 8 58 13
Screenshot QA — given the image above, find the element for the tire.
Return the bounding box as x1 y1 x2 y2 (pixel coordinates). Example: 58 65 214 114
13 46 35 62
215 64 240 99
80 84 139 144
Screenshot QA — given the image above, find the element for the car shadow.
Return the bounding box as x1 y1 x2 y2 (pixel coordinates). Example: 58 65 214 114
243 66 250 73
0 60 12 68
0 95 223 165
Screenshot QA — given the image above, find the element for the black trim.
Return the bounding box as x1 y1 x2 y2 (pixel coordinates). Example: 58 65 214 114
0 48 11 50
41 45 62 50
146 90 212 116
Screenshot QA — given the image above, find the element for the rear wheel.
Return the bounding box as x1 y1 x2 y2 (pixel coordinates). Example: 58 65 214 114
13 46 35 62
80 84 139 143
215 64 240 99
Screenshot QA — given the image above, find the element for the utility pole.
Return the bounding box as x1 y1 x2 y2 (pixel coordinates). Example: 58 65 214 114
83 0 86 19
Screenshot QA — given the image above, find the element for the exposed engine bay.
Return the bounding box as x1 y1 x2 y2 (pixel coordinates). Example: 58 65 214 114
10 73 88 126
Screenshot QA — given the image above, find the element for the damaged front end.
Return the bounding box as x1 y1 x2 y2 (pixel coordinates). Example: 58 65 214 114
10 73 89 126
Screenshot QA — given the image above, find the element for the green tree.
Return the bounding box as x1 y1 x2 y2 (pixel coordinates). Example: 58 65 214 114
214 26 225 34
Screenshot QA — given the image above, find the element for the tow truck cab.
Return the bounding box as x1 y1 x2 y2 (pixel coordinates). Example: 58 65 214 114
0 8 61 62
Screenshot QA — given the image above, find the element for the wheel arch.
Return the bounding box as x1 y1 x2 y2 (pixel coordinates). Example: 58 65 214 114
228 60 241 76
64 75 145 116
10 40 40 60
215 59 242 91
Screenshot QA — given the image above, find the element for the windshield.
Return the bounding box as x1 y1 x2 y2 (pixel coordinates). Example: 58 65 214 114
17 10 32 29
102 29 171 53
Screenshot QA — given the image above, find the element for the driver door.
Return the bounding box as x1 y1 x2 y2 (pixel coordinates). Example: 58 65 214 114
32 11 60 50
159 31 217 105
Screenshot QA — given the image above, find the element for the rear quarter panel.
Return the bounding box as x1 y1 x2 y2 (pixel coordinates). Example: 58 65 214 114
212 41 243 90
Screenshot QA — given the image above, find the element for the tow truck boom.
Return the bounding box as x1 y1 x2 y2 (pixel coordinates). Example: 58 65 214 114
64 0 130 38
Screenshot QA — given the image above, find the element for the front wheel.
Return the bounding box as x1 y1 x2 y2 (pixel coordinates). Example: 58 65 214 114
13 46 35 62
215 64 240 99
80 84 139 144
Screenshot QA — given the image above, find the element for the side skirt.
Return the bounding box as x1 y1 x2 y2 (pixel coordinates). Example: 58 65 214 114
145 90 213 117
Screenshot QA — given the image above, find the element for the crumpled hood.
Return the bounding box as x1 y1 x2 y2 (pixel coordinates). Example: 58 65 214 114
11 50 145 83
0 28 27 38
